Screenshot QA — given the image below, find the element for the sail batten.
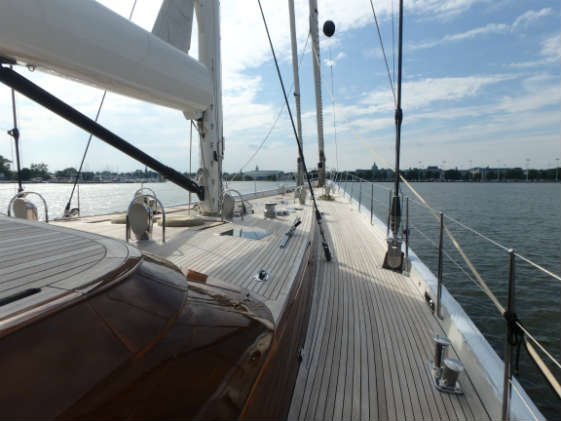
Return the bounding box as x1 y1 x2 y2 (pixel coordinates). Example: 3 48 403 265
0 0 211 112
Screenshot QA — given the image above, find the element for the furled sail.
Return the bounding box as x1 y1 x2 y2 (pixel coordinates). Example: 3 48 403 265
152 0 194 53
0 0 210 113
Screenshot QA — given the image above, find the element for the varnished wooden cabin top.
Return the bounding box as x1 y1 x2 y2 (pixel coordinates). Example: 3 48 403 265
0 215 140 325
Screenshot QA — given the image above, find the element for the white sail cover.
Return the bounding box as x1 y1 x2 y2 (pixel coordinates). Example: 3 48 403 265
152 0 194 53
0 0 211 113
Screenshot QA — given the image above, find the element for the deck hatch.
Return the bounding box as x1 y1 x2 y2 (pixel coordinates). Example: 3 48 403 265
219 228 270 240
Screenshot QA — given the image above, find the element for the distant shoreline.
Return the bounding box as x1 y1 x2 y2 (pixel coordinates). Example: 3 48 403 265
0 179 558 184
0 180 166 184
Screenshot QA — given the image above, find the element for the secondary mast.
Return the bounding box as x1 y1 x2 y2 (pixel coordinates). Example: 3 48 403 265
288 0 304 186
309 0 326 187
383 0 404 272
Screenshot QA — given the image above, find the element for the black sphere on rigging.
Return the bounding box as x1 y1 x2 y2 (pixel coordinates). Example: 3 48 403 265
323 20 335 37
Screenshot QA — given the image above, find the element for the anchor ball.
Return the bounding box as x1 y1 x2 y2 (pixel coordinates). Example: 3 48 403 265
323 20 335 37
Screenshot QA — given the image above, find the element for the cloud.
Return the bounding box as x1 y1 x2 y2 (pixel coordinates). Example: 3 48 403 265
362 74 512 111
324 51 346 67
412 8 553 50
510 33 560 68
411 23 508 50
511 8 552 31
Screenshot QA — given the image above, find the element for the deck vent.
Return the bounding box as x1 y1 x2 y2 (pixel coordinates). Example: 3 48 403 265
0 288 41 307
264 203 276 218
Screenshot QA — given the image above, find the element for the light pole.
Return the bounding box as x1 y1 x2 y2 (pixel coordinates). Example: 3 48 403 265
525 158 530 182
556 158 559 183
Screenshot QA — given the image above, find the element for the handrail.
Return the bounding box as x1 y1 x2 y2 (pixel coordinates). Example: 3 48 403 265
7 191 49 222
334 177 561 410
223 188 247 221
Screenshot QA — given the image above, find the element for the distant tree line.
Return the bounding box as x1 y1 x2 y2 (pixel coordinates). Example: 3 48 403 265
335 166 561 182
0 155 164 182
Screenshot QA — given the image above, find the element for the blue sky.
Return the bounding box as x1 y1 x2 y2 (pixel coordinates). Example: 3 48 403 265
0 0 559 173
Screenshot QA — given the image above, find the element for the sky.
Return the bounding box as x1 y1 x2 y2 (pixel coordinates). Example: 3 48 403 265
0 0 559 174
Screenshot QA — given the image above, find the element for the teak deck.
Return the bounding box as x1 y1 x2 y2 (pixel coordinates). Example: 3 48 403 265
288 191 490 421
1 189 492 420
51 194 314 322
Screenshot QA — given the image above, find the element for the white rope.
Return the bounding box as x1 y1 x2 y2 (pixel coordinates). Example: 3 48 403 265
514 253 561 283
516 321 561 370
509 379 540 421
409 194 561 284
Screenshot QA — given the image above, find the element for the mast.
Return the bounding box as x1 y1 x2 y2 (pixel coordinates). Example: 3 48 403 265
309 0 326 187
194 0 223 215
288 0 304 186
383 0 404 272
8 74 23 193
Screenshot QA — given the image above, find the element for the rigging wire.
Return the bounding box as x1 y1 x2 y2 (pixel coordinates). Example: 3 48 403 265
229 32 311 183
368 0 396 105
391 0 396 88
63 0 138 216
257 0 331 261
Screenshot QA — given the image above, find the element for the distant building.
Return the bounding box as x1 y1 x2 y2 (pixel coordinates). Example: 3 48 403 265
243 169 285 180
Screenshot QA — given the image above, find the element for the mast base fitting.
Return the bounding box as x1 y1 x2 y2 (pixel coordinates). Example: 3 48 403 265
383 238 403 273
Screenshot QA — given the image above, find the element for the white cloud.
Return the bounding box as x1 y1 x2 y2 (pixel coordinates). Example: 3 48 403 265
411 23 508 50
540 33 561 60
510 33 560 68
511 8 552 31
324 51 346 67
412 8 553 50
362 75 512 111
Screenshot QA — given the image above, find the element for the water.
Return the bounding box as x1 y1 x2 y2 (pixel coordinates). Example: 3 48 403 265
1 180 559 417
340 180 560 419
0 180 289 219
